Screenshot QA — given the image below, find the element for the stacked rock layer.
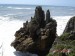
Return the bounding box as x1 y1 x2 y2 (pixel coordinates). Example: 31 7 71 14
11 6 57 56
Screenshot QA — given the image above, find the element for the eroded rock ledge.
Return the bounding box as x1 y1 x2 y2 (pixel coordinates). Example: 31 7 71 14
11 6 57 56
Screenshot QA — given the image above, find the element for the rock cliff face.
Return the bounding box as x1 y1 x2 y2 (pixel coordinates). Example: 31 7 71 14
48 16 75 56
11 6 57 56
64 16 75 33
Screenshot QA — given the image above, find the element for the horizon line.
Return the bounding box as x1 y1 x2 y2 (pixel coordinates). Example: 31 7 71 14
0 4 75 7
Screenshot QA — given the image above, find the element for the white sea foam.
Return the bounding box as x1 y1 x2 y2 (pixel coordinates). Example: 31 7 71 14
53 16 73 36
14 8 32 10
0 20 23 56
7 7 33 10
0 16 10 21
4 14 15 16
0 18 38 56
0 16 73 56
7 6 12 9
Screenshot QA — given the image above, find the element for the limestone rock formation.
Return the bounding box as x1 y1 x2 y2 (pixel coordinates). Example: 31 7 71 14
64 16 75 33
34 6 45 28
11 6 57 56
46 9 53 24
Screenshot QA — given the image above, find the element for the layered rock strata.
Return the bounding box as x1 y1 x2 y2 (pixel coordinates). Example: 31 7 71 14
11 6 57 56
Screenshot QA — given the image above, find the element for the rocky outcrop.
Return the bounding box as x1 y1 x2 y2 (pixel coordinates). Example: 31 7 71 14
11 6 57 56
48 16 75 56
64 16 75 33
46 9 53 24
34 6 45 28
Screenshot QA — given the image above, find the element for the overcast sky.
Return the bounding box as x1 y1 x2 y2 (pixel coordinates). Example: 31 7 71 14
0 0 75 7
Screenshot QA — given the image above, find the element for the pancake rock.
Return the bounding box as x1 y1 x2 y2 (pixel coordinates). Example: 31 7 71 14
11 6 57 56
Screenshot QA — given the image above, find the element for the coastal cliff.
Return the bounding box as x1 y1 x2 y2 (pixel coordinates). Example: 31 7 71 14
48 16 75 56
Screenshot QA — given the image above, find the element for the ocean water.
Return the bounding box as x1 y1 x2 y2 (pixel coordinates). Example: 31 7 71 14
0 4 75 56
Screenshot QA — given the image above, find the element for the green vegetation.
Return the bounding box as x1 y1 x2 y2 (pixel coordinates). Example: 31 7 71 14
59 32 70 41
47 32 75 56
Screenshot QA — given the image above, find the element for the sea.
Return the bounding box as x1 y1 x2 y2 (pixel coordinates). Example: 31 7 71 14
0 4 75 56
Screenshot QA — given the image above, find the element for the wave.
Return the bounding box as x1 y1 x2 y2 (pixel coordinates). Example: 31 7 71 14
0 16 10 21
0 15 73 56
4 14 15 16
7 6 33 10
69 8 75 10
7 6 12 8
14 8 32 10
53 16 73 36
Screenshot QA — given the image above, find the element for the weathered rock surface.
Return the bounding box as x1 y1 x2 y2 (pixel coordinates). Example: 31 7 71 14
46 9 53 24
62 16 75 41
64 16 75 33
11 6 57 56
